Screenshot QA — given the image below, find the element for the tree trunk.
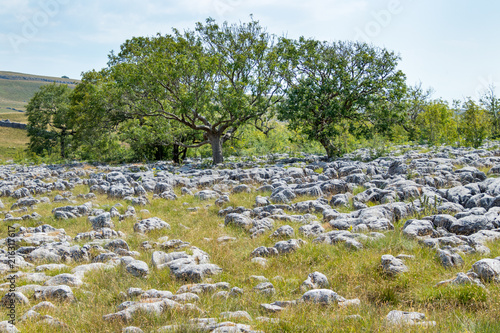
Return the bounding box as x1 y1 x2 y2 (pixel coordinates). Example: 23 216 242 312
60 130 66 159
319 138 333 159
154 144 164 161
319 137 342 159
181 147 188 161
208 133 224 164
172 143 180 164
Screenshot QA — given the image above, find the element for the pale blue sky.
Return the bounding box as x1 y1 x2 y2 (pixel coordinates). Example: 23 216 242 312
1 0 498 102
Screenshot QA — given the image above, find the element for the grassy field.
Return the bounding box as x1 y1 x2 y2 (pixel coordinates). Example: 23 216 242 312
0 183 498 332
0 126 28 161
0 79 45 112
0 71 78 112
0 112 27 123
0 70 76 162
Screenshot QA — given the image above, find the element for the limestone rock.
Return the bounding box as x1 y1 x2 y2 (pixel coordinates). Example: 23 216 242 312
126 260 149 278
471 258 500 282
133 217 170 233
301 289 346 305
33 285 75 302
301 272 329 291
381 254 408 276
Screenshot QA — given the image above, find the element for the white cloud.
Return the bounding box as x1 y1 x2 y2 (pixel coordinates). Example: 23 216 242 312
0 0 30 16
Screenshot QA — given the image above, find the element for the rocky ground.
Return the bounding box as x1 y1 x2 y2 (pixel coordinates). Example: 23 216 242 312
1 144 500 332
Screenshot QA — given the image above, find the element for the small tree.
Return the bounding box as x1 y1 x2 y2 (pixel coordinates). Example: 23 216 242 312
119 117 202 163
26 83 73 158
460 99 490 148
401 83 433 141
278 38 406 158
415 99 457 145
71 68 204 163
480 84 500 138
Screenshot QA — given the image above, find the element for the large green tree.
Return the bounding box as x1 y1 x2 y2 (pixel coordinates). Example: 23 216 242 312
102 17 288 164
26 83 74 158
278 38 406 157
69 69 131 160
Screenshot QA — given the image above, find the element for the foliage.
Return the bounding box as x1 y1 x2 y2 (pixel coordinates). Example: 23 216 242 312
415 99 458 145
401 83 433 140
26 83 74 158
480 84 500 138
278 38 407 158
226 121 323 157
118 117 202 162
366 133 391 159
68 70 130 161
101 17 288 164
459 99 491 148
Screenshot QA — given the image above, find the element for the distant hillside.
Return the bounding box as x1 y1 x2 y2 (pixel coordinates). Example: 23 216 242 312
0 71 79 115
0 71 79 160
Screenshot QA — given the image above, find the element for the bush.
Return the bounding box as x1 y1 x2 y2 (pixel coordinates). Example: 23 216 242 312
221 121 324 158
415 99 458 145
459 99 491 148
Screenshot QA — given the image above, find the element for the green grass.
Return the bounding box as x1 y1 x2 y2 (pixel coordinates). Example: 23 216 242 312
0 112 27 123
0 79 45 112
0 71 79 112
0 126 28 161
0 180 499 332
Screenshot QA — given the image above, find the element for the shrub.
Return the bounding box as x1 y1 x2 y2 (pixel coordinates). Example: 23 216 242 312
459 99 491 148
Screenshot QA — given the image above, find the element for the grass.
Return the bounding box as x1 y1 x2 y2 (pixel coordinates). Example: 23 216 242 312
0 126 29 161
0 79 47 112
0 112 27 123
0 178 499 332
0 71 78 112
0 71 77 163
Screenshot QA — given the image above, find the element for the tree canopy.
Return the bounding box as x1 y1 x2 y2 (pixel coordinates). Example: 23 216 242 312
25 17 497 164
96 17 288 164
26 83 73 158
278 38 407 157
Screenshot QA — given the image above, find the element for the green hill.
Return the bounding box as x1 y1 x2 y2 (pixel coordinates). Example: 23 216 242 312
0 71 79 161
0 71 79 116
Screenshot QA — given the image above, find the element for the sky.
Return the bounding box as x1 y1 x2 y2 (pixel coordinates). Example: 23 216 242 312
0 0 499 102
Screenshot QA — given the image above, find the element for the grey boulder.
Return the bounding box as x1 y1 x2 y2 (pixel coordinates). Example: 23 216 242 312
402 219 435 239
471 258 500 282
301 272 329 291
381 254 408 276
33 285 75 302
436 249 464 268
301 289 346 305
133 217 170 233
126 260 149 278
